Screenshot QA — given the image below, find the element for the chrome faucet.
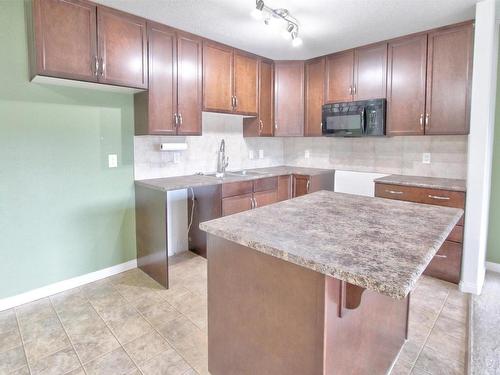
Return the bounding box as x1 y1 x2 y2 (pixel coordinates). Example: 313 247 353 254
216 139 229 177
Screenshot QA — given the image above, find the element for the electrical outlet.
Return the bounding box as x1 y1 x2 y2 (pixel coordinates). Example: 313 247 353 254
422 153 431 164
249 150 254 160
108 154 118 168
304 150 310 159
259 149 264 159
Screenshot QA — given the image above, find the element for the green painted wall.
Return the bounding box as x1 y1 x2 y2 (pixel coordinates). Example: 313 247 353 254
487 42 500 265
0 1 136 299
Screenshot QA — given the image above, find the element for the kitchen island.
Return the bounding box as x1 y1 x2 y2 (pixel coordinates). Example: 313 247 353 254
200 191 463 375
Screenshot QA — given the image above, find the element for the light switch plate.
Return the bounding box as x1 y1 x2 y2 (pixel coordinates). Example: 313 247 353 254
108 154 118 168
249 150 254 160
259 149 264 159
422 153 431 164
305 150 310 159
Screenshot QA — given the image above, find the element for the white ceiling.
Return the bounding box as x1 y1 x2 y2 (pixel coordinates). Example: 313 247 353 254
94 0 479 60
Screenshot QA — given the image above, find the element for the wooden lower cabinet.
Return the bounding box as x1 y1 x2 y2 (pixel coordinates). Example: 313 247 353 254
222 193 253 216
374 182 464 284
293 173 335 198
293 175 310 197
423 241 462 284
277 175 292 201
254 190 278 208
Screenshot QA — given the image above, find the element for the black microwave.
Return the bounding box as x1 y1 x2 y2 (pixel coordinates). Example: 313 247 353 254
322 98 386 137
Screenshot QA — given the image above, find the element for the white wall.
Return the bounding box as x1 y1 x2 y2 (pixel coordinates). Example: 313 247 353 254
461 0 499 294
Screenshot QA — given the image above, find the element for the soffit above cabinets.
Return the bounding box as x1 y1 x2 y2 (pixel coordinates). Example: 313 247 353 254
94 0 478 60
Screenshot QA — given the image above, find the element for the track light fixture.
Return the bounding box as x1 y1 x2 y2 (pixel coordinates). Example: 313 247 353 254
251 0 303 47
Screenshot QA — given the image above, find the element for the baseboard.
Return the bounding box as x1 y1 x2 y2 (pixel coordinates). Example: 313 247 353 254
485 261 500 273
0 259 137 311
459 280 483 295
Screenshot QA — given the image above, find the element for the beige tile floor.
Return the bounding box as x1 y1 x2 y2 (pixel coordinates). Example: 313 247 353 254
0 252 468 375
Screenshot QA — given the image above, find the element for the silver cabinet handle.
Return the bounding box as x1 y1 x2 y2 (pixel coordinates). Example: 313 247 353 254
320 122 323 130
250 197 254 209
174 113 179 126
274 121 278 130
306 180 311 193
385 190 403 195
259 120 263 133
98 57 105 77
234 96 238 109
349 86 352 95
434 254 447 259
353 85 357 95
428 194 450 200
419 114 424 130
425 113 430 128
93 56 99 77
178 113 183 125
253 197 258 208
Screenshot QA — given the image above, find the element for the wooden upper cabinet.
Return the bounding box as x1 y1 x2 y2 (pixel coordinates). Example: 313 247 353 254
425 23 473 135
244 59 274 137
386 34 428 136
304 57 325 136
97 6 147 88
203 42 234 112
176 32 202 135
233 52 259 115
354 43 388 100
274 61 305 137
136 22 176 135
32 0 98 81
325 50 354 103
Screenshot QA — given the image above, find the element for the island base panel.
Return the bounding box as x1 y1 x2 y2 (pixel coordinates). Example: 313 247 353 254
207 235 408 375
135 185 168 288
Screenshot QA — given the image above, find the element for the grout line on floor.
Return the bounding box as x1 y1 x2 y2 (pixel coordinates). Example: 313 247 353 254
14 308 33 375
49 297 88 375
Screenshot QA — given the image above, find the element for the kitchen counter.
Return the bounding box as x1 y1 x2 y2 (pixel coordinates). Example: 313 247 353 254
374 174 466 192
200 190 463 299
135 166 334 192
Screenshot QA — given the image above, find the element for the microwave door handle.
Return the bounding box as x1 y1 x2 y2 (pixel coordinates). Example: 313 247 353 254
361 108 366 134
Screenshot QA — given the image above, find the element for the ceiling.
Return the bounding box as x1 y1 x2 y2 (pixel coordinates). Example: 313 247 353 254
94 0 479 60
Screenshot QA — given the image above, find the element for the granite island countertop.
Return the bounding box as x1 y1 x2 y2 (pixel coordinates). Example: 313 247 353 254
135 166 334 192
200 190 463 299
374 174 466 192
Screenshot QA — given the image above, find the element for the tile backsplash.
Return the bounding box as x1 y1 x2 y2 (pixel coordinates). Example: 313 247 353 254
134 113 468 180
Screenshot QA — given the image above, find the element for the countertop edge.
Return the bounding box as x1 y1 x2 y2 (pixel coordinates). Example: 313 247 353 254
374 175 467 192
199 208 464 300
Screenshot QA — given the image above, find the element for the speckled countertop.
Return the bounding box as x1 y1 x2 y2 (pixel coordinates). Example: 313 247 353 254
200 191 463 299
375 174 466 192
135 166 334 192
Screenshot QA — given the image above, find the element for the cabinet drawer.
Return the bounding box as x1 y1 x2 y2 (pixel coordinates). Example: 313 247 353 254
254 177 278 192
423 241 462 284
222 181 253 198
375 183 465 208
221 193 253 216
447 225 463 244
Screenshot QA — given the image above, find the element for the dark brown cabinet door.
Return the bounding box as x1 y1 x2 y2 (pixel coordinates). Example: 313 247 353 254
259 60 274 136
254 190 278 208
386 34 428 136
203 42 234 112
222 193 253 217
97 6 147 89
305 57 325 136
144 22 176 135
274 61 304 136
293 175 310 197
425 23 473 135
233 52 259 115
177 32 203 135
33 0 98 82
277 175 291 201
354 43 387 100
325 50 354 103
